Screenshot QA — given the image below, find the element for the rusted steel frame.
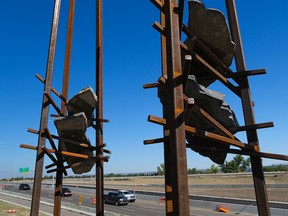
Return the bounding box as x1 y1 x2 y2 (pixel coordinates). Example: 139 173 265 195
46 163 58 169
47 156 110 173
144 137 169 145
92 118 109 123
181 23 244 87
28 128 112 154
148 115 254 150
150 0 164 12
43 142 67 175
96 0 104 215
96 156 110 162
44 128 58 150
20 144 89 159
178 0 184 36
237 122 274 132
181 42 241 97
182 55 192 91
54 1 75 215
47 165 70 173
182 24 232 71
159 6 173 215
181 25 266 84
143 82 159 89
162 0 190 215
187 103 238 140
225 0 270 215
30 1 61 215
44 93 64 116
42 147 58 164
226 69 266 78
36 74 68 104
153 21 165 35
61 0 74 113
187 144 288 161
28 128 93 149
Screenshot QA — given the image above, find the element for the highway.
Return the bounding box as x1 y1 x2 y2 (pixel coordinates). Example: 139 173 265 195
1 182 288 215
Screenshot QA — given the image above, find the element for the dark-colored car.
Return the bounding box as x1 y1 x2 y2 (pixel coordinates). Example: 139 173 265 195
19 183 30 190
104 192 128 206
61 187 72 197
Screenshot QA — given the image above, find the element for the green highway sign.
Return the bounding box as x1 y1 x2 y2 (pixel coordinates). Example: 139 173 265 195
19 167 29 174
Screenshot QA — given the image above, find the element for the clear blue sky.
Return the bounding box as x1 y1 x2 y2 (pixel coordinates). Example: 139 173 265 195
0 0 287 178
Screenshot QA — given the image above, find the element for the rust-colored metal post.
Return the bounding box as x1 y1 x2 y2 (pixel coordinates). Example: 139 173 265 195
162 0 190 215
60 0 74 113
53 0 75 215
225 0 270 215
30 0 62 215
96 0 104 215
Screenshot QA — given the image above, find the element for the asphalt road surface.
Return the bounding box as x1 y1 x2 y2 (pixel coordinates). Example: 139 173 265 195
1 183 288 216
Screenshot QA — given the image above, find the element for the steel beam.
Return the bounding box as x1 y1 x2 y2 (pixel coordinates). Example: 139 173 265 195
30 0 62 215
54 0 75 215
225 0 270 215
161 0 190 215
96 0 104 215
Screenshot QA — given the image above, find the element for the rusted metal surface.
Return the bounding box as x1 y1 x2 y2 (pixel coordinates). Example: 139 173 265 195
55 0 74 213
187 144 288 161
61 0 74 113
96 0 104 215
148 115 250 149
161 0 190 215
20 144 89 158
225 0 270 215
30 0 62 215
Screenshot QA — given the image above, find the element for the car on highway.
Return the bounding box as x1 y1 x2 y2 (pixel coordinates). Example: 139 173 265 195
19 183 30 190
61 187 72 197
104 192 128 206
118 190 136 202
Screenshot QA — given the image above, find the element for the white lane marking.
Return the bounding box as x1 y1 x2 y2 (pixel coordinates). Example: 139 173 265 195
120 207 135 212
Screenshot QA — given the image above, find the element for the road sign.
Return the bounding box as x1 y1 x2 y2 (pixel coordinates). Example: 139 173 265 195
19 167 29 174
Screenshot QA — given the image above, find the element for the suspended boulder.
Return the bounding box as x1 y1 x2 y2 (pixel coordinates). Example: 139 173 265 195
183 0 235 87
185 75 238 164
54 112 95 174
67 86 98 125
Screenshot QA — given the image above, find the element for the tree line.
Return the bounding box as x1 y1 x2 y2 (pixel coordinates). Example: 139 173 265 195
157 155 288 175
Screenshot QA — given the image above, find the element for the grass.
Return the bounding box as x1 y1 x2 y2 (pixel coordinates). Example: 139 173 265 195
0 201 47 216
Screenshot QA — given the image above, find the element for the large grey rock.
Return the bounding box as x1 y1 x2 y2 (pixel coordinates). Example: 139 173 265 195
184 0 235 87
185 75 238 164
67 86 98 124
54 112 95 174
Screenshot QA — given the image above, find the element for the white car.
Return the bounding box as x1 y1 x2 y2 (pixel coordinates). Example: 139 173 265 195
118 190 136 202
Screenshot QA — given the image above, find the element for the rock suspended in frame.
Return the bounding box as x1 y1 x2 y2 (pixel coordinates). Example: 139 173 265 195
67 86 98 125
185 75 239 164
184 0 235 87
54 112 95 174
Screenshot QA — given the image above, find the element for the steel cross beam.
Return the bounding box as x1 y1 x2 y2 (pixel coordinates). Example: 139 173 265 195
161 0 190 215
30 0 62 215
225 0 270 215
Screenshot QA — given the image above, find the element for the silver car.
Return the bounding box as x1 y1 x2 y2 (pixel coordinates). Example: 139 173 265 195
118 190 136 202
